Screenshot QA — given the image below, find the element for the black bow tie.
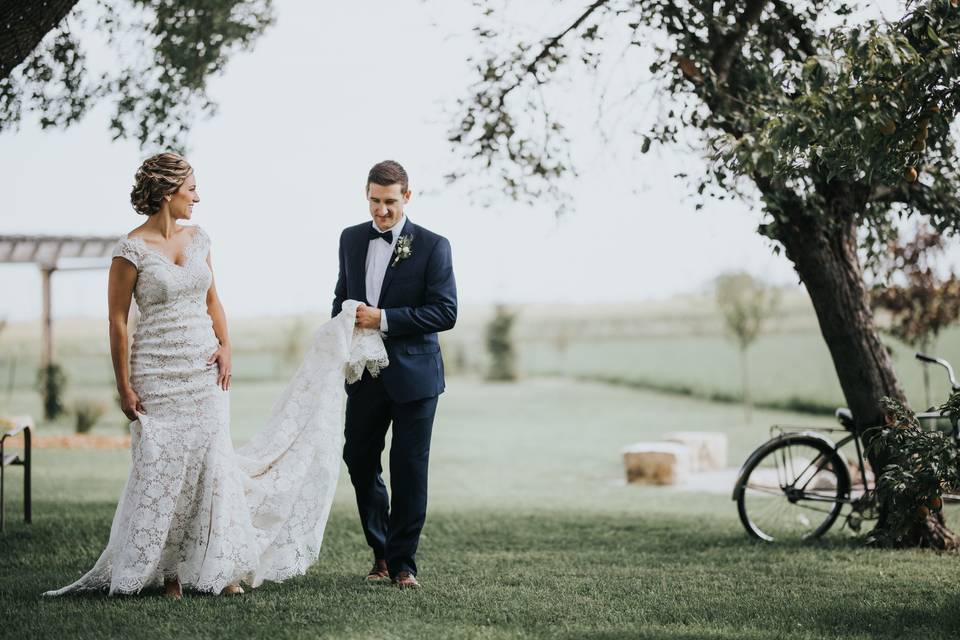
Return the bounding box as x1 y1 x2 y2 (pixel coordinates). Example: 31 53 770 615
369 227 393 243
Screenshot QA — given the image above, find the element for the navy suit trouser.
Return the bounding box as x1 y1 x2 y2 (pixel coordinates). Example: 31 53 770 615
343 370 438 578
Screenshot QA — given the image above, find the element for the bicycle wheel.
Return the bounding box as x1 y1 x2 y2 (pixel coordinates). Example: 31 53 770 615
735 435 850 542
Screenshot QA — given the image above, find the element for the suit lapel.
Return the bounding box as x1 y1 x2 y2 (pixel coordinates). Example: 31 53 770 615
352 225 370 303
376 218 414 308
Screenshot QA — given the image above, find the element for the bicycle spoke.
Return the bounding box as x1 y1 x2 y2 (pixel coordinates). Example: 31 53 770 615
744 483 840 506
743 484 787 498
781 500 839 516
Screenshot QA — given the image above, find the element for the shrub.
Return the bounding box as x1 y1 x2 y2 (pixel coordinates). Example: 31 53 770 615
35 362 67 421
866 397 960 548
73 399 108 434
485 305 517 381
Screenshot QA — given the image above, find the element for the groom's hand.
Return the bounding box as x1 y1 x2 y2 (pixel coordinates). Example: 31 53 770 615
355 304 382 330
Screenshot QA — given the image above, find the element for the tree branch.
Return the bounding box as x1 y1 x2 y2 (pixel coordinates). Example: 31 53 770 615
709 0 768 84
770 0 816 57
868 184 907 204
0 0 80 79
499 0 611 102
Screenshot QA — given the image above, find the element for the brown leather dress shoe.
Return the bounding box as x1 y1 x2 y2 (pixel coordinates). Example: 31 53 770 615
366 559 389 581
220 584 245 595
392 571 420 589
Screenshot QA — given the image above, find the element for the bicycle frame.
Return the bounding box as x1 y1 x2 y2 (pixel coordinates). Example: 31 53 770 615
755 409 954 509
762 425 869 504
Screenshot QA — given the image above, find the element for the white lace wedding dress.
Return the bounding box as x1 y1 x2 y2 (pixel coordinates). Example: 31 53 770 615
43 227 387 596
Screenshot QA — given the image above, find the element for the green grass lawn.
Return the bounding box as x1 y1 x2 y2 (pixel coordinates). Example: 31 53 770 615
2 378 959 639
6 505 960 640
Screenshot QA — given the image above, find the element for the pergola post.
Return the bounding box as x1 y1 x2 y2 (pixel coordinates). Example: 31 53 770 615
40 266 54 369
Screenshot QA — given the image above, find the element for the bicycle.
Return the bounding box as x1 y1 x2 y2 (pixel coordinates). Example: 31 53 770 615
732 352 960 542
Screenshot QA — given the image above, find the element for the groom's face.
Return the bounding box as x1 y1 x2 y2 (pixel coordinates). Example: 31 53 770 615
367 182 410 231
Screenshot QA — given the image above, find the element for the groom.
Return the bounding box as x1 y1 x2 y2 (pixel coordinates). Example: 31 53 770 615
332 160 457 589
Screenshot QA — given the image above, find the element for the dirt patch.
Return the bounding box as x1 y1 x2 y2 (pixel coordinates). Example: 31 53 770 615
3 434 130 450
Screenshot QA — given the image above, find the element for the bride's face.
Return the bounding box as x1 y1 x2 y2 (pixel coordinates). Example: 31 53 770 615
167 173 200 220
367 182 410 231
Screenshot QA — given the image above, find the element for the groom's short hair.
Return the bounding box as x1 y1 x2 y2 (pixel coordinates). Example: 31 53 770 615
367 160 409 193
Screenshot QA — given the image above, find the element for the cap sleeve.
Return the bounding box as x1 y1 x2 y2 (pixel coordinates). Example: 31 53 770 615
194 226 210 250
112 238 141 269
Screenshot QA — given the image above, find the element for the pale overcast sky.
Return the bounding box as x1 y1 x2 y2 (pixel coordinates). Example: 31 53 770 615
0 0 924 321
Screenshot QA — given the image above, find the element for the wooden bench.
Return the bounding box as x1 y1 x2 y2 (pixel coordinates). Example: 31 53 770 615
1 416 32 531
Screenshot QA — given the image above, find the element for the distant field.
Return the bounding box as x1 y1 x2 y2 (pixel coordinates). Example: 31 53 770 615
518 329 960 414
468 292 960 414
1 289 958 425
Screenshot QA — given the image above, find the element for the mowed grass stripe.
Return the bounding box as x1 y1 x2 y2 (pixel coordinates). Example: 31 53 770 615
3 506 959 640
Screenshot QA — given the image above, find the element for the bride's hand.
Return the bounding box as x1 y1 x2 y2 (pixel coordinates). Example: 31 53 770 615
119 388 145 421
208 344 232 390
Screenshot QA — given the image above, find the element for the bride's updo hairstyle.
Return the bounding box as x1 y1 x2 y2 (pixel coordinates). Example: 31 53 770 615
130 152 193 216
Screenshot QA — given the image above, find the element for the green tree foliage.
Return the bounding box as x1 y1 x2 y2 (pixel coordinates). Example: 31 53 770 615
0 0 274 151
35 362 67 421
715 272 780 421
73 398 107 434
450 1 960 237
867 396 960 548
871 224 960 407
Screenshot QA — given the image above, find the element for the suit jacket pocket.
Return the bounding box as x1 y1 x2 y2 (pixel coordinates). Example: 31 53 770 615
405 343 440 355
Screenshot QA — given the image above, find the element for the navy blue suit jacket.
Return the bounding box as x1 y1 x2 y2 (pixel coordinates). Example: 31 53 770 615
332 218 457 403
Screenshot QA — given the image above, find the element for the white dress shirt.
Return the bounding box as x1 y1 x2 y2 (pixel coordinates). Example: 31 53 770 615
365 215 407 333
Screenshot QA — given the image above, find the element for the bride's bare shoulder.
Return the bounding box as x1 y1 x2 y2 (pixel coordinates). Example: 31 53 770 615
124 223 150 241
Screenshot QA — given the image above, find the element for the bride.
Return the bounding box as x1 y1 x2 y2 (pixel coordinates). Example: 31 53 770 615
44 152 386 598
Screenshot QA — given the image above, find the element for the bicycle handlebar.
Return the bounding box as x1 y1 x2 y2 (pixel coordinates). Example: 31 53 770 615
915 352 960 391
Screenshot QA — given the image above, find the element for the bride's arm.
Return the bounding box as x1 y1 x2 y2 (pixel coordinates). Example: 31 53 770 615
108 258 144 420
205 254 233 391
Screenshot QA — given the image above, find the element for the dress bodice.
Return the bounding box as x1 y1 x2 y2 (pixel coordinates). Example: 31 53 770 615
112 227 212 316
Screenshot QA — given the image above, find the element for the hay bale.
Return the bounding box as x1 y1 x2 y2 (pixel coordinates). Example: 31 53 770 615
663 431 728 471
622 442 691 485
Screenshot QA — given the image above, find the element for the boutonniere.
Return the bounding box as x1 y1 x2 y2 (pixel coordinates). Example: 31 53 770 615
391 234 413 267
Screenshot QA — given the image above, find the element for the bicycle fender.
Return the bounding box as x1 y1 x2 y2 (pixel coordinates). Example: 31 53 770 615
730 431 842 501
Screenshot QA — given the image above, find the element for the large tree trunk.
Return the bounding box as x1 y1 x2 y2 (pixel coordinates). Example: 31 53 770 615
775 211 906 429
0 0 80 79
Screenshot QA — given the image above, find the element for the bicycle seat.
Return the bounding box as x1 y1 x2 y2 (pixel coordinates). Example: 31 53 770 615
835 408 854 428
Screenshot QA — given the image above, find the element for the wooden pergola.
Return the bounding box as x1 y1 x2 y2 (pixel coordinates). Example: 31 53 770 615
0 235 120 367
